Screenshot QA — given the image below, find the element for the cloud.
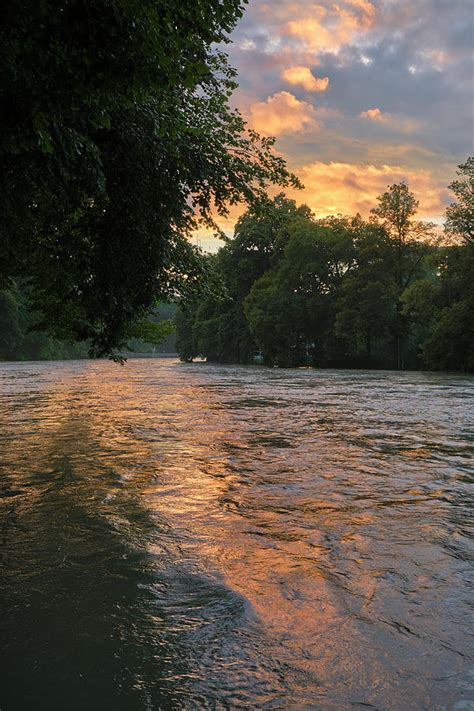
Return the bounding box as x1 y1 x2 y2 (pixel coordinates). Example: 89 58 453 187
286 161 447 219
193 159 451 251
215 0 472 247
284 0 377 55
359 107 389 122
358 107 423 134
230 0 472 157
281 66 329 92
248 91 319 136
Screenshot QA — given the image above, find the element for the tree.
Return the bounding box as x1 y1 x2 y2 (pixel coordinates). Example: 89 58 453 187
418 244 474 371
245 218 355 367
371 182 435 367
177 170 471 373
335 220 396 365
0 1 298 357
175 303 199 362
445 157 474 243
0 289 22 359
371 183 434 288
402 159 474 372
0 281 89 360
175 196 309 364
403 158 474 372
244 270 304 367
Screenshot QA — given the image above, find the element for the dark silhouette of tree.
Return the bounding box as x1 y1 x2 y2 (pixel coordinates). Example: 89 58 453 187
445 158 474 243
0 0 298 357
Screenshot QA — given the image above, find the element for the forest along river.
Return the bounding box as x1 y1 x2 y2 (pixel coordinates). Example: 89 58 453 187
0 360 473 711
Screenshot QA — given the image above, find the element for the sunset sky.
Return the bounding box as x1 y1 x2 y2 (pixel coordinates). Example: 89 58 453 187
197 0 473 249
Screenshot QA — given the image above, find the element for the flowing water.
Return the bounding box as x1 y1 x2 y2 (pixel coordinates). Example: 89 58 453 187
0 359 473 710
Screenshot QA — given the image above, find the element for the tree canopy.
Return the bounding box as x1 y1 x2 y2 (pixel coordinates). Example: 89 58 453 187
0 0 298 357
444 158 474 243
176 170 474 372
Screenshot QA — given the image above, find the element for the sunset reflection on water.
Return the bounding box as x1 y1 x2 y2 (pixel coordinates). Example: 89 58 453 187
0 359 472 710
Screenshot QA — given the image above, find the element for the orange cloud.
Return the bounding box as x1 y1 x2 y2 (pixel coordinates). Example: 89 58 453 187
286 161 446 219
359 107 389 122
248 91 319 136
194 161 447 251
359 108 423 134
285 0 376 55
281 65 329 92
345 0 377 19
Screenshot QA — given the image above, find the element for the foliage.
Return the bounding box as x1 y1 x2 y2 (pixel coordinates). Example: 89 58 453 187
334 222 397 364
174 303 199 362
175 195 310 363
0 0 298 357
369 182 436 367
127 318 173 347
404 244 474 371
0 282 177 361
0 282 89 360
444 158 474 243
176 172 474 372
245 218 355 366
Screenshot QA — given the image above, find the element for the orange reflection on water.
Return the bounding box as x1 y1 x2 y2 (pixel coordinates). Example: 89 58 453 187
0 359 471 710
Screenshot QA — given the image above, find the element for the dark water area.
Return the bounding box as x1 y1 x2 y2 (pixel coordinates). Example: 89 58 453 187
0 359 473 710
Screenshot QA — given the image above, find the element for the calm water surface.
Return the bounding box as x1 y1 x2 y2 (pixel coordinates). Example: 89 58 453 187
0 359 473 710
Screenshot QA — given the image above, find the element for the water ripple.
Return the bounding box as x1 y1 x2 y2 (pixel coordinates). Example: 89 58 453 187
0 359 473 710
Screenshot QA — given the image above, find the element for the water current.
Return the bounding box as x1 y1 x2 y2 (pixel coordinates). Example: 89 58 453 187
0 359 473 710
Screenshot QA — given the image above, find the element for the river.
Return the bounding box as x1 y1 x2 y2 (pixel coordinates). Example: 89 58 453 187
0 359 472 710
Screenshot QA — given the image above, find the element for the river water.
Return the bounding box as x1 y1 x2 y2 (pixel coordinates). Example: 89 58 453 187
0 359 472 710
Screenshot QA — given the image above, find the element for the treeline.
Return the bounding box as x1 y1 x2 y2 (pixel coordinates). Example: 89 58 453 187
0 283 89 360
0 283 177 361
175 159 474 372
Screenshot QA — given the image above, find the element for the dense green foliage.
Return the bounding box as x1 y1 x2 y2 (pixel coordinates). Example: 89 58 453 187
175 195 312 363
0 282 89 360
0 0 298 358
176 165 474 372
0 281 177 361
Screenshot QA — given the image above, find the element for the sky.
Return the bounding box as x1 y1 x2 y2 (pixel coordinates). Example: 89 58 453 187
196 0 473 250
